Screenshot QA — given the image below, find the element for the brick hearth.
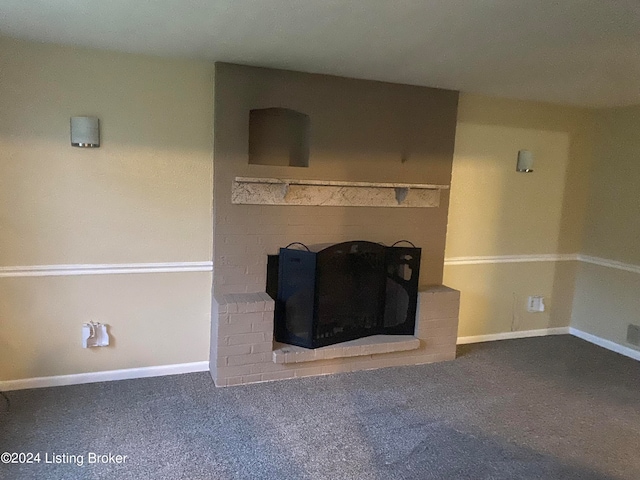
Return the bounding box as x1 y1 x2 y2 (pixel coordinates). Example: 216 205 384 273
209 286 459 387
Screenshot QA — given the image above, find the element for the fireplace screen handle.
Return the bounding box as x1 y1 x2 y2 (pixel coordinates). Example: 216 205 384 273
285 242 311 252
391 240 416 248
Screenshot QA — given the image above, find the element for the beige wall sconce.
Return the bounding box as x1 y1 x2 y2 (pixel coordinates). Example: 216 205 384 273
516 150 533 172
70 116 100 147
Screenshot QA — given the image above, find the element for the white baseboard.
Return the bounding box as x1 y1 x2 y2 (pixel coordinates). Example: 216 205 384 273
569 327 640 362
457 326 640 362
4 328 639 392
0 361 209 392
457 327 570 345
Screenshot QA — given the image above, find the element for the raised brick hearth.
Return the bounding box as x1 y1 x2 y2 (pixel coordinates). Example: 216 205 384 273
209 286 459 387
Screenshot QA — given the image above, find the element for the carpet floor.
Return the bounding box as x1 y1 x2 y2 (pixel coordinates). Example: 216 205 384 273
1 335 640 479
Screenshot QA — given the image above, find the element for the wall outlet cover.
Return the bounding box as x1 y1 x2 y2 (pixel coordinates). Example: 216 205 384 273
527 296 545 313
82 322 110 348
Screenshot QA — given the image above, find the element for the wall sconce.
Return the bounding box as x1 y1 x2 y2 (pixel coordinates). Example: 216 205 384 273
516 150 533 172
70 116 100 147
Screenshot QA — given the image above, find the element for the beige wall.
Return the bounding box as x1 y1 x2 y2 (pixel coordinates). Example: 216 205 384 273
1 35 625 381
0 37 214 380
1 274 211 379
570 105 640 348
571 263 640 346
0 37 213 265
445 261 577 337
445 94 594 337
581 106 640 264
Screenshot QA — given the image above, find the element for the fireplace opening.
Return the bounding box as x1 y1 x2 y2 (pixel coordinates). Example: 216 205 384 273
267 240 421 348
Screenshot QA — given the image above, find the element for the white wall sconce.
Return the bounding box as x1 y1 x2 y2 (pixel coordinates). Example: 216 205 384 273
516 150 533 172
70 116 100 147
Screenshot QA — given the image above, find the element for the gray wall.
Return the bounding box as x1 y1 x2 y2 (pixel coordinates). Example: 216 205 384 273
212 63 459 295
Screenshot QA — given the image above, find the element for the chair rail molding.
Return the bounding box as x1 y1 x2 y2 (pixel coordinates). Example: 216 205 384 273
0 262 213 278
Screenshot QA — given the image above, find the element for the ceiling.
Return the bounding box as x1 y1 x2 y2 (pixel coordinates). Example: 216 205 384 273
1 0 639 107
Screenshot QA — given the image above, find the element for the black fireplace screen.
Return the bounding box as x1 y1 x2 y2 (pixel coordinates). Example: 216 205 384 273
267 240 421 348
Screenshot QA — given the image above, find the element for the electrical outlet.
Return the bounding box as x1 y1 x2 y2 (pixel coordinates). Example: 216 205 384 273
82 321 110 348
527 296 545 313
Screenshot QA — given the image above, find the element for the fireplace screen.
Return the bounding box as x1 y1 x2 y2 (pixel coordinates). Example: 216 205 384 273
267 241 421 348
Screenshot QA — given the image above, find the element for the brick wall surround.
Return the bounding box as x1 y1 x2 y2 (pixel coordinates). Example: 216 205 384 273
210 63 461 386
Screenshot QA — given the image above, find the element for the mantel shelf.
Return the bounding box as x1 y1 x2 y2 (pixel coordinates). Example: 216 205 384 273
232 177 449 208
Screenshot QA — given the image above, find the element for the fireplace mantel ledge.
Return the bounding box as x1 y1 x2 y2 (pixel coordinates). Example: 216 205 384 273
235 177 449 189
232 177 449 207
273 335 420 364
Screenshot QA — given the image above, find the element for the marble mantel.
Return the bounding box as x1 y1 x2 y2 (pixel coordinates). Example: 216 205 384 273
231 177 450 208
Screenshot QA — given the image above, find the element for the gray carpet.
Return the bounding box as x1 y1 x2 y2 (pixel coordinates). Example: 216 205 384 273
2 335 640 479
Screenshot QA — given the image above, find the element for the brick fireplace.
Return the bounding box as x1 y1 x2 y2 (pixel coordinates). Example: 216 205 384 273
209 63 461 387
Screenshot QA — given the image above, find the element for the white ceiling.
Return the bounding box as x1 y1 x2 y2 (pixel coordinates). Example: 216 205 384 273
1 0 639 107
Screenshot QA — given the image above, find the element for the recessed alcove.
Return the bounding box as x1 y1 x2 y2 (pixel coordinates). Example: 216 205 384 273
248 108 310 167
